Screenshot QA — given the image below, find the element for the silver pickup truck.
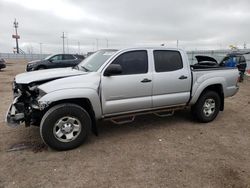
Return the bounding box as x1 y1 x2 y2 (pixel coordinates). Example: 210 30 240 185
6 47 239 150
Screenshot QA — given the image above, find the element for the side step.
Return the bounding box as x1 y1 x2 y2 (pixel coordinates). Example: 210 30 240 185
154 110 174 117
110 116 135 125
104 106 187 125
108 110 174 125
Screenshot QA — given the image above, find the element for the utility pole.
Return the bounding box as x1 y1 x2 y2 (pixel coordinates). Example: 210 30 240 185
61 32 66 54
12 18 20 54
244 42 247 49
66 34 69 53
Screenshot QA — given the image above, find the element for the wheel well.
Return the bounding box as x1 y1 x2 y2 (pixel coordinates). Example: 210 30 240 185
44 98 98 135
49 98 95 118
203 84 224 111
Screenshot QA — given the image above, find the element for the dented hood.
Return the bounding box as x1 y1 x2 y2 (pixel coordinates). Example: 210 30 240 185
15 67 87 84
38 72 101 93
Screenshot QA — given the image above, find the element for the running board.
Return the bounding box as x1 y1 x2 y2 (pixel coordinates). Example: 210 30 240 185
104 106 186 125
110 116 135 125
154 110 174 117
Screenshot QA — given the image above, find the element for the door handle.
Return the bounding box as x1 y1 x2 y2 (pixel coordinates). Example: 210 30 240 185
179 75 188 80
141 78 152 83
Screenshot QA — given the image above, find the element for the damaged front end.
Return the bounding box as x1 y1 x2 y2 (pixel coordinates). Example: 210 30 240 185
5 81 48 127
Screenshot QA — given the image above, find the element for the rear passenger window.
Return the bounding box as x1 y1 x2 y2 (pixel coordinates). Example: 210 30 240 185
112 50 148 75
64 55 75 60
154 50 183 72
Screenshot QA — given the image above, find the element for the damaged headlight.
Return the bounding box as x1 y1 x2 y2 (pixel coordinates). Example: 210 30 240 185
27 63 34 67
28 84 46 99
30 89 48 110
38 89 47 99
37 89 49 110
29 87 48 110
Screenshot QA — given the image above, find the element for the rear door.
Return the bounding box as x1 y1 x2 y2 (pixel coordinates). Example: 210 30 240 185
63 54 77 67
101 50 153 115
152 50 191 107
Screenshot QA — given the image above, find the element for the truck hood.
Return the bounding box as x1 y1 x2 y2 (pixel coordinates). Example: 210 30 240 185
15 68 87 84
28 60 41 64
38 72 101 93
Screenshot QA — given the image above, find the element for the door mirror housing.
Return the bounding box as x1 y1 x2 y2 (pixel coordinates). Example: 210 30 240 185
104 64 122 76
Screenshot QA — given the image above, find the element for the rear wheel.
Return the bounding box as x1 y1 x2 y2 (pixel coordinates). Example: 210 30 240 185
191 90 221 123
40 103 91 150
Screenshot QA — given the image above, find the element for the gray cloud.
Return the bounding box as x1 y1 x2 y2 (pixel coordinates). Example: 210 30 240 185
0 0 250 54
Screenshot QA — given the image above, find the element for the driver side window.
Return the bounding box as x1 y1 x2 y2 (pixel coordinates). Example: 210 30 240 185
111 50 148 75
50 55 63 61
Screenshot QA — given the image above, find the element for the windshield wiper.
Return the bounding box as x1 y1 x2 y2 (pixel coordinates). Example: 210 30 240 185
80 66 91 72
72 65 79 70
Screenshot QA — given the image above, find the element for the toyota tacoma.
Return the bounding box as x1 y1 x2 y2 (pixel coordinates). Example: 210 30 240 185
6 47 239 150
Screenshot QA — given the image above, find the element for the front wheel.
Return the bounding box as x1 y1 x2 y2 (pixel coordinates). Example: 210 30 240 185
191 91 221 123
40 103 91 150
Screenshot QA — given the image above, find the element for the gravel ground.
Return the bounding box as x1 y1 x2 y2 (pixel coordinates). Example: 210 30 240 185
0 60 250 188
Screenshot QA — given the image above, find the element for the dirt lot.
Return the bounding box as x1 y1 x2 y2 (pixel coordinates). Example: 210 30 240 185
0 60 250 188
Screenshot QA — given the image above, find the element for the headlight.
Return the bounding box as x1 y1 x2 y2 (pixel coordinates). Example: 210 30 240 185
27 63 34 67
28 85 46 98
38 89 47 99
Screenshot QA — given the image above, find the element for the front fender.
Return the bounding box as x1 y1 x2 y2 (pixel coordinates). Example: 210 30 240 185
38 88 102 119
190 77 226 105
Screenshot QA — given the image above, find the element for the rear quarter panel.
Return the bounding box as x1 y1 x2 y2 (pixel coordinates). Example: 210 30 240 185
190 68 239 105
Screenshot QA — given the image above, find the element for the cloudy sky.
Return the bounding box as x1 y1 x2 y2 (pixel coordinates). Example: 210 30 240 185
0 0 250 54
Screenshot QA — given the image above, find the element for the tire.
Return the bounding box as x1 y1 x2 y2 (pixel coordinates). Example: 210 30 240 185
40 103 92 151
191 90 221 123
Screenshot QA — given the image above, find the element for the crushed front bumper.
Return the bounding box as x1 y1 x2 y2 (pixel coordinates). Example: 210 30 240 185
5 96 25 127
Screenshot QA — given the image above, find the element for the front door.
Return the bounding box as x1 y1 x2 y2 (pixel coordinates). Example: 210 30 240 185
49 54 64 68
63 54 77 67
101 50 153 115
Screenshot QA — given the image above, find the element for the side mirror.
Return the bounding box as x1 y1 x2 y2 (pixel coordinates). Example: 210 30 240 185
104 64 122 76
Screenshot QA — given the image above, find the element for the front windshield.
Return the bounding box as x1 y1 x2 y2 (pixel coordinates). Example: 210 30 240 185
78 50 117 72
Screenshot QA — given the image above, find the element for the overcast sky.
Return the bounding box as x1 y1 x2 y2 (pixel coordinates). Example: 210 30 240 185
0 0 250 54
